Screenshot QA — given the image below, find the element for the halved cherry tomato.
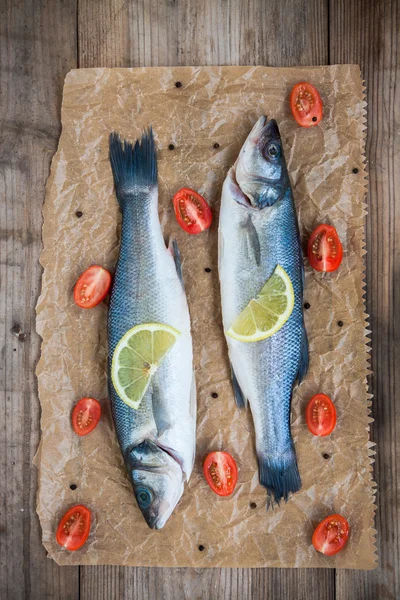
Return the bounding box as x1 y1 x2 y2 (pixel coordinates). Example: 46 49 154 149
312 514 350 556
72 397 101 436
56 505 91 551
172 188 212 234
73 265 111 308
306 394 337 437
203 451 238 497
290 82 323 127
308 224 343 272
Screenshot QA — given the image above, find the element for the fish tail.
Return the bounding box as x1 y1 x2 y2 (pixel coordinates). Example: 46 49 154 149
258 447 301 506
109 128 157 207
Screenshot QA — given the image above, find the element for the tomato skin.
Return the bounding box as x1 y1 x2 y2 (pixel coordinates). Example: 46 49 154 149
172 188 212 234
308 224 343 272
306 394 337 437
290 82 323 127
312 514 350 556
56 505 91 551
203 451 238 497
72 397 101 436
73 265 112 308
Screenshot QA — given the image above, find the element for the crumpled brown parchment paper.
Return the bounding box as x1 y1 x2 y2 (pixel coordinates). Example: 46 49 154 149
35 66 376 569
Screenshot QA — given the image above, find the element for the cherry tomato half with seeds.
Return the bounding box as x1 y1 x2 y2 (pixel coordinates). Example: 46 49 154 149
290 82 323 127
56 505 91 551
306 394 337 437
172 188 212 234
73 265 112 308
72 397 101 436
203 451 238 496
308 224 343 272
312 514 350 556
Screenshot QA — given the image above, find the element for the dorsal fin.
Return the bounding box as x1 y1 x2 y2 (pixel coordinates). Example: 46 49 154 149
241 215 261 265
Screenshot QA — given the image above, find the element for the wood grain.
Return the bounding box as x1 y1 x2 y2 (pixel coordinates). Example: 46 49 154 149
79 0 328 68
0 1 79 599
330 1 400 597
81 566 337 600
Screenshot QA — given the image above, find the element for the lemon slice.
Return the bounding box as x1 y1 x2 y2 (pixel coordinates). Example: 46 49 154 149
111 323 180 409
226 265 295 342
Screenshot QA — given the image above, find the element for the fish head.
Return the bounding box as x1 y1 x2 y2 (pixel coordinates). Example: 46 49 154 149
234 116 289 209
127 440 184 530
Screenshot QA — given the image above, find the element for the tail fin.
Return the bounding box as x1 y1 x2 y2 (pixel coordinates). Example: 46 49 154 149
258 447 301 506
109 128 157 207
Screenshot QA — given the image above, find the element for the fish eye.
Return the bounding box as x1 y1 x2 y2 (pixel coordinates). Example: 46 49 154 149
136 486 153 508
266 142 280 159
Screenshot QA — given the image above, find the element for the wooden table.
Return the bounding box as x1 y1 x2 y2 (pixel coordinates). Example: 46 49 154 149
1 1 398 599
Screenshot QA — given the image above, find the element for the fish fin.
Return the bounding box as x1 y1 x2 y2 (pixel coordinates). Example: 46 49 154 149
242 215 261 266
184 371 197 480
231 363 247 409
168 238 184 289
301 258 306 292
258 447 301 506
298 226 308 298
154 418 170 439
109 128 157 208
296 326 309 384
151 400 172 440
295 223 309 384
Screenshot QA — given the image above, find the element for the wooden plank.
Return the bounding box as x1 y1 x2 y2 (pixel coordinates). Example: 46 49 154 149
126 0 329 67
81 565 336 600
79 0 329 68
78 1 334 599
330 1 400 599
79 0 128 68
252 569 335 600
0 1 79 599
81 566 253 600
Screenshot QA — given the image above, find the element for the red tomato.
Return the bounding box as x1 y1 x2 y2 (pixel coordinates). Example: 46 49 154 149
290 82 323 127
172 188 212 234
290 81 322 127
308 224 343 272
72 397 101 436
312 514 350 556
306 394 337 437
56 505 91 551
73 265 111 308
203 451 238 497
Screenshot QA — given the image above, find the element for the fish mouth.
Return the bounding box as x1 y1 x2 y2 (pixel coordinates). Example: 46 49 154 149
254 114 268 132
127 440 185 530
136 466 184 531
262 118 280 145
250 116 280 144
149 480 185 530
231 115 286 210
